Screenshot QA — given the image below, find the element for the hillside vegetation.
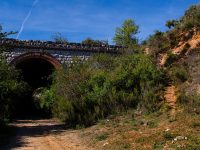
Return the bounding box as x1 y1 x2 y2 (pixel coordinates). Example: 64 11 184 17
38 4 200 127
40 54 166 126
0 26 28 127
38 5 200 149
0 4 199 150
144 4 200 66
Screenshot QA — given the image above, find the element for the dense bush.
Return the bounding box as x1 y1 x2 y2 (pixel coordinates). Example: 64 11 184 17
0 60 27 126
0 25 28 126
164 4 200 30
82 38 108 46
170 66 189 83
164 51 178 67
40 54 166 126
180 5 200 29
165 20 179 29
144 31 170 62
144 4 200 64
177 91 200 114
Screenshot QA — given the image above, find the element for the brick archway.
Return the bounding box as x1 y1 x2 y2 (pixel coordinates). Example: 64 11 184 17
10 52 61 69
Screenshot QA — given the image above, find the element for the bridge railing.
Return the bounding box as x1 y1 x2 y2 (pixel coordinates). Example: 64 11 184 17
0 38 124 53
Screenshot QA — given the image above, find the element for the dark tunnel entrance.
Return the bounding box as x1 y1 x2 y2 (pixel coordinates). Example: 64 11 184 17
13 57 58 118
16 58 55 89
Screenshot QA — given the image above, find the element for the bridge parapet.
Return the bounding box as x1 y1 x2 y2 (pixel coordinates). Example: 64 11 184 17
0 38 123 66
0 38 123 53
3 48 92 64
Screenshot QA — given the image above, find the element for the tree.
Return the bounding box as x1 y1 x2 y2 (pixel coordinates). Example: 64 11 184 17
82 38 96 45
52 32 68 43
181 5 200 29
0 25 17 54
0 25 26 126
0 25 16 39
82 37 108 46
0 60 28 125
113 19 139 49
165 20 179 29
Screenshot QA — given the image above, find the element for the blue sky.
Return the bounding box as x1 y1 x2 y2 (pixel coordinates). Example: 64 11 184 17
0 0 199 43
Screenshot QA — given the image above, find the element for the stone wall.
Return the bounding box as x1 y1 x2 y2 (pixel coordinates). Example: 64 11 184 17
3 48 92 64
0 38 121 65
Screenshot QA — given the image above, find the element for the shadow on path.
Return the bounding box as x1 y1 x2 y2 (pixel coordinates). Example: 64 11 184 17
2 118 65 150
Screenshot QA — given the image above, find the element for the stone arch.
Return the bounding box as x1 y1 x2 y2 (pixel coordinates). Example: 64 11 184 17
10 52 61 69
9 52 61 117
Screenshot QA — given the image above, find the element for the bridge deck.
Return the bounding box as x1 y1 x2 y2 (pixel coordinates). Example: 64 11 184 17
0 38 123 53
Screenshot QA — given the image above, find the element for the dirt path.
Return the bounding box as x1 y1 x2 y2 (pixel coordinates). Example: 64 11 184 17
4 119 93 150
164 85 177 116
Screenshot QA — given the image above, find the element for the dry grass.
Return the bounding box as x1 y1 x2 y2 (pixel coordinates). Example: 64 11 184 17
79 110 200 150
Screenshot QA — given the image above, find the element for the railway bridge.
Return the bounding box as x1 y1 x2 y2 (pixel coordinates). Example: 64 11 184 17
0 38 122 115
0 38 121 88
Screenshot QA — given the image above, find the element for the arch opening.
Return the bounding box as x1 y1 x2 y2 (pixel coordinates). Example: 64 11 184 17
16 58 55 89
11 53 60 118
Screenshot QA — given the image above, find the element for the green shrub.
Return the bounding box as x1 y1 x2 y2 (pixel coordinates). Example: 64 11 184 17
147 120 158 128
164 5 200 30
0 25 27 125
180 5 200 29
153 141 165 149
165 51 178 66
41 54 165 126
0 60 28 126
177 91 200 114
144 31 170 61
185 137 200 150
38 88 55 114
170 66 189 83
163 132 174 140
136 137 145 143
95 133 109 141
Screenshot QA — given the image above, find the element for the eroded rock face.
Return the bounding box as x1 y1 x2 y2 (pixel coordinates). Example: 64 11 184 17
172 31 200 54
176 48 200 94
158 28 200 66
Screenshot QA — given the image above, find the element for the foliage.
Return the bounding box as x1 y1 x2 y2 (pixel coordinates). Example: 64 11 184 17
164 5 200 30
113 19 139 51
82 38 108 46
0 25 27 126
144 4 200 64
169 66 189 83
52 32 68 43
177 91 200 114
0 60 28 126
0 25 16 54
41 54 165 126
144 31 170 61
95 133 109 141
0 25 16 39
163 132 174 140
179 5 200 29
165 20 179 29
164 51 178 67
32 87 54 114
